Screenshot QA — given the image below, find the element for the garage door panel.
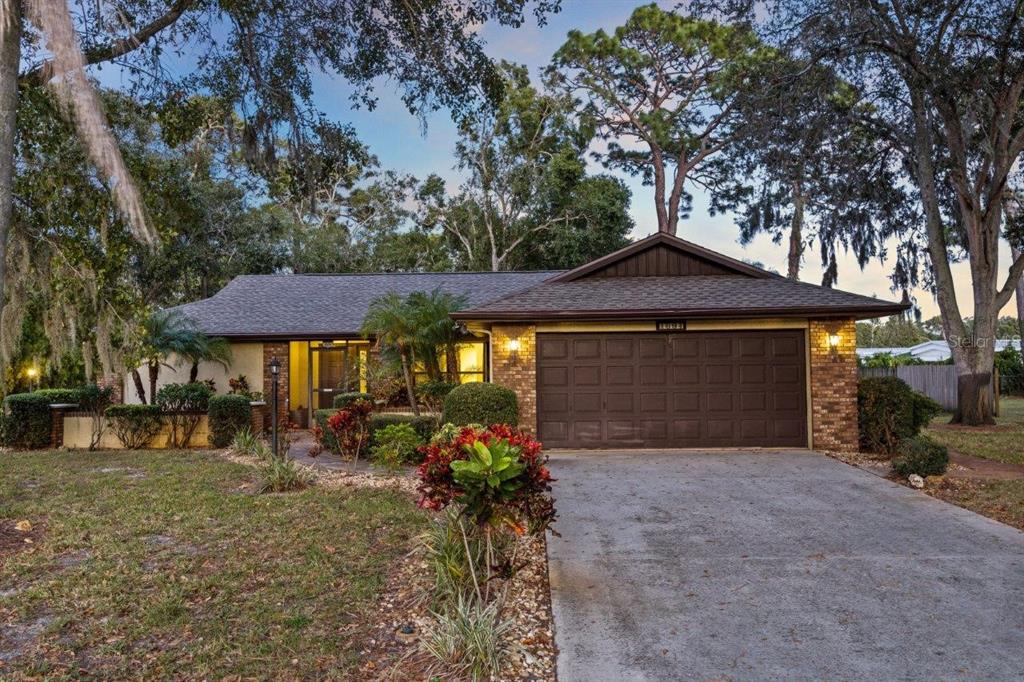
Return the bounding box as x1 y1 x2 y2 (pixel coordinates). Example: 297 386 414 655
536 331 807 449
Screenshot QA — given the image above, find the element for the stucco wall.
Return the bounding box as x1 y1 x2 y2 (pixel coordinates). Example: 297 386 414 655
123 342 263 404
63 415 211 449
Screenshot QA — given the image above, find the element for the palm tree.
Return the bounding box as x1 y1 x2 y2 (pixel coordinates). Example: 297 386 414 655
131 310 230 404
362 293 421 416
408 289 469 383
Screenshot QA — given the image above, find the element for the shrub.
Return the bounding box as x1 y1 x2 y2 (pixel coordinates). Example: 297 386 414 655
420 508 488 606
333 391 373 408
422 594 511 681
369 412 440 442
32 388 83 405
155 383 213 448
1 393 53 449
313 409 340 453
326 399 373 462
257 455 310 493
442 383 518 428
370 423 425 470
417 380 458 412
106 404 163 449
892 436 949 477
858 377 942 455
231 428 271 459
208 394 252 447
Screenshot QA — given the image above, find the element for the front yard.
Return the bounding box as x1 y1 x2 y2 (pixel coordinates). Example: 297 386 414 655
924 395 1024 465
0 449 426 678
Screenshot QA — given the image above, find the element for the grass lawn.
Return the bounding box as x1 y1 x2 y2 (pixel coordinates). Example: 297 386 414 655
924 395 1024 465
929 479 1024 532
0 449 426 679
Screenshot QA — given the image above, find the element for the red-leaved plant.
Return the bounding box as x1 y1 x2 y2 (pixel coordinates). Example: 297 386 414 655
417 424 556 536
326 399 373 466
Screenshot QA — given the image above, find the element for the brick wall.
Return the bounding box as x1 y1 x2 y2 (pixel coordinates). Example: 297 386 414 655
809 319 859 452
97 374 123 404
262 342 289 431
490 324 537 434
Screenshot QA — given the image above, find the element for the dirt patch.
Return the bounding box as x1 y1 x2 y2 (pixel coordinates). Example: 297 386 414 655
0 614 54 663
948 451 1024 480
0 519 43 565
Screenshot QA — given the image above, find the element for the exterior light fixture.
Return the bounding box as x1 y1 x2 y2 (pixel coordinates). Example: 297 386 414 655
828 333 841 349
507 338 521 365
25 366 38 379
269 357 281 457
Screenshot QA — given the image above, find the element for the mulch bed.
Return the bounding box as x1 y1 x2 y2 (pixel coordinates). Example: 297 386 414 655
355 533 556 681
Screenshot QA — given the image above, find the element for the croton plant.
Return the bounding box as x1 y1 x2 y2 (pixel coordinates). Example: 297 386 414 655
416 424 556 535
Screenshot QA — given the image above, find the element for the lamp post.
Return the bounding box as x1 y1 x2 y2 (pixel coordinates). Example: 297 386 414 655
269 357 281 457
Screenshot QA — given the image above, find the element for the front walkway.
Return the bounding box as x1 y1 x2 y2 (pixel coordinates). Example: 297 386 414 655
546 450 1024 681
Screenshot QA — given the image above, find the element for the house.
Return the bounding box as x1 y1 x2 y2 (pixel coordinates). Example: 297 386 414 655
858 339 1022 363
143 233 906 451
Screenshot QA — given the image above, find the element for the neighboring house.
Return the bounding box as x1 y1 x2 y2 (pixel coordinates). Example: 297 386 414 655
858 339 1022 363
139 233 905 452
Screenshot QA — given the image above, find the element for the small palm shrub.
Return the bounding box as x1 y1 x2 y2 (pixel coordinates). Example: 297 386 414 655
106 404 163 449
370 422 425 471
858 377 942 454
208 394 252 447
442 383 518 428
892 436 949 477
257 454 309 493
422 594 512 682
156 383 212 448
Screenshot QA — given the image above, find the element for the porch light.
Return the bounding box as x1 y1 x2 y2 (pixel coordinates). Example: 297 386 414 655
269 357 281 457
269 357 281 376
828 333 841 349
25 366 38 379
507 338 521 365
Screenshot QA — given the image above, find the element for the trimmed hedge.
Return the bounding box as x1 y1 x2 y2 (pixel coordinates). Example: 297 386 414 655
156 383 212 448
32 388 83 405
333 392 373 408
858 377 942 455
370 423 425 468
892 436 949 477
1 393 53 448
442 382 518 428
106 404 162 449
209 394 252 447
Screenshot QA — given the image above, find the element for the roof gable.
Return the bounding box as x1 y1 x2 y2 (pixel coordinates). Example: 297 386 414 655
550 232 776 282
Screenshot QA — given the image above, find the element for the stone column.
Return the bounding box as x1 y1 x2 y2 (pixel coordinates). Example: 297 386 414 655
490 324 537 434
809 319 859 452
262 342 289 432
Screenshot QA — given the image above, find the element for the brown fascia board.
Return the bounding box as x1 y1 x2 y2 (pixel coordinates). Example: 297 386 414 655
213 332 369 341
548 232 780 282
451 303 909 322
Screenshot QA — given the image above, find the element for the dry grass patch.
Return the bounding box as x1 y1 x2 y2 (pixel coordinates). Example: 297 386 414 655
925 397 1024 465
0 448 426 678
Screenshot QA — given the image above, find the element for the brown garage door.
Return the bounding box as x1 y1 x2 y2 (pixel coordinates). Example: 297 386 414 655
536 331 807 449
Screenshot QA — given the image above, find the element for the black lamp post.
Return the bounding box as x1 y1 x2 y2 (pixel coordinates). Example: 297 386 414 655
269 357 281 457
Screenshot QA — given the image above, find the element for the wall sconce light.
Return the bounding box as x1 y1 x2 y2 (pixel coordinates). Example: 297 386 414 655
827 330 842 361
25 366 38 379
507 338 521 364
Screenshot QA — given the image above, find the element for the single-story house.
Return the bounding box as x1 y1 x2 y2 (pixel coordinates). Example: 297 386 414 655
858 339 1022 363
141 233 906 452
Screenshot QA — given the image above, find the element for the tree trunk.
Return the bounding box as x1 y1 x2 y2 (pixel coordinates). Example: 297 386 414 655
189 361 199 383
788 182 805 280
0 0 20 332
148 361 159 405
953 371 996 426
445 342 459 383
131 369 147 404
1013 245 1024 343
399 350 419 417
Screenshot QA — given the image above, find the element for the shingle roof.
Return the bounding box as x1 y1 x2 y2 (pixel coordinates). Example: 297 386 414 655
171 271 563 338
452 275 906 321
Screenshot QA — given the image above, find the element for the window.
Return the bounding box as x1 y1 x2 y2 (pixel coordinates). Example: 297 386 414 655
413 339 487 385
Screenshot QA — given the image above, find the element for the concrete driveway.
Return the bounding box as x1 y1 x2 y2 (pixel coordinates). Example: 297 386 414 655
546 450 1024 681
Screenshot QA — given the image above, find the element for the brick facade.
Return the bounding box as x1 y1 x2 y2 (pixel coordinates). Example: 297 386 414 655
97 374 124 405
490 324 537 434
808 318 859 452
262 342 289 432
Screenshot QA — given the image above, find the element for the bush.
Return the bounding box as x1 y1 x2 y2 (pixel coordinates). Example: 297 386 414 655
313 409 340 453
208 394 252 447
325 399 374 463
417 380 458 412
422 593 511 681
106 404 163 449
156 383 213 448
369 412 440 442
370 423 425 470
32 388 83 405
442 383 518 428
333 391 373 408
1 393 53 449
257 455 310 493
892 436 949 477
858 377 942 455
231 428 271 459
77 384 114 451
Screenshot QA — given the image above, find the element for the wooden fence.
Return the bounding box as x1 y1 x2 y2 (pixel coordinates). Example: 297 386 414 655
859 365 996 411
